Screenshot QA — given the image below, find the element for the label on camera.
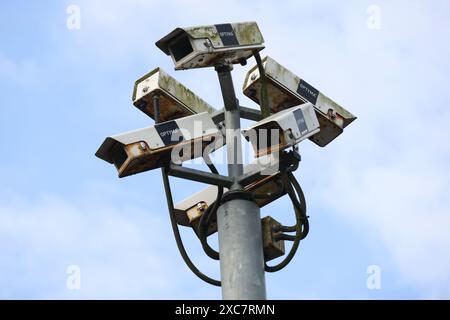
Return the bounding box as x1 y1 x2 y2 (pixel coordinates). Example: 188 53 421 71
215 24 239 46
155 121 184 146
293 108 308 135
297 79 319 105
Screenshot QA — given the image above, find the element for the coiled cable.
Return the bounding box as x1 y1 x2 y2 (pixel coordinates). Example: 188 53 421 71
161 165 221 286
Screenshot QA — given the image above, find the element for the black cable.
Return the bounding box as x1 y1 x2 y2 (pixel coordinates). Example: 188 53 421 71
288 172 309 239
197 155 221 260
264 173 301 272
160 166 221 286
272 171 308 234
275 234 296 241
153 93 219 286
278 225 297 233
198 203 220 260
288 172 306 213
264 172 308 272
253 51 271 118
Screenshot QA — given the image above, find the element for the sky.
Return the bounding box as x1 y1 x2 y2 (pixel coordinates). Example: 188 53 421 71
0 0 450 299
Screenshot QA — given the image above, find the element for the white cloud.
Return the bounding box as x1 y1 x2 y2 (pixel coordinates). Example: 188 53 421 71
2 0 450 299
0 192 220 299
316 158 450 298
284 0 450 298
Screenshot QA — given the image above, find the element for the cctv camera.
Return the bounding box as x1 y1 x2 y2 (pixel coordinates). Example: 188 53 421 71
156 22 265 70
243 56 356 147
242 104 320 157
95 112 224 178
133 67 215 122
174 154 287 236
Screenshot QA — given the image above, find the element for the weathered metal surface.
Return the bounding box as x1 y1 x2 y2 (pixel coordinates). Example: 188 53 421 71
173 172 285 225
242 104 320 157
184 201 218 238
133 67 215 122
156 23 263 53
243 56 357 147
95 112 224 178
168 164 234 189
173 160 287 234
239 106 263 122
174 187 218 227
172 185 219 237
217 199 266 299
187 202 208 223
261 216 285 261
215 62 267 299
155 22 265 70
211 106 263 124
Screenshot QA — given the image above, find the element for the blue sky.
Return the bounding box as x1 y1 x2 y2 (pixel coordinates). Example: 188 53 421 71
1 0 450 299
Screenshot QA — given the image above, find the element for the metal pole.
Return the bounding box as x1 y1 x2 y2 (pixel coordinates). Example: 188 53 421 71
215 65 267 300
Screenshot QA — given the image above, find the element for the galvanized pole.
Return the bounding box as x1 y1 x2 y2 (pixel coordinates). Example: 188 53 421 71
215 65 267 300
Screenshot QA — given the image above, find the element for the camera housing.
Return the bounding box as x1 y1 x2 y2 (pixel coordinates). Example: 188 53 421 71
241 104 320 157
155 22 265 70
243 56 356 147
173 154 286 236
95 112 223 177
132 67 215 122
